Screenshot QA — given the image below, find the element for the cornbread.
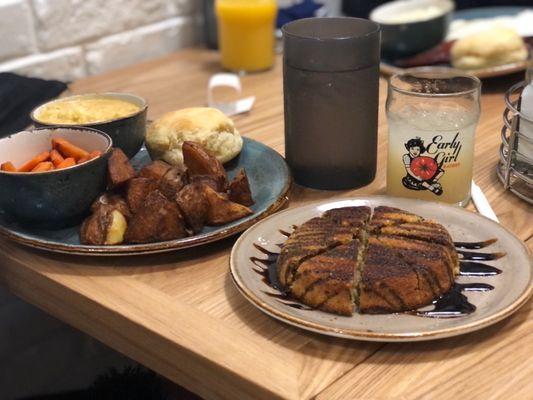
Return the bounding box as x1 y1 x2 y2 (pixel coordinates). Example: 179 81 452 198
145 107 243 167
277 206 458 315
36 98 140 125
451 27 528 69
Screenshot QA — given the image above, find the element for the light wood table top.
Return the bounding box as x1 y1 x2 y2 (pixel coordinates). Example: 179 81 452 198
0 49 531 400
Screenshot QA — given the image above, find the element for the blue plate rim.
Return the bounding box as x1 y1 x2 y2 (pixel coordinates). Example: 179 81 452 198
453 6 532 20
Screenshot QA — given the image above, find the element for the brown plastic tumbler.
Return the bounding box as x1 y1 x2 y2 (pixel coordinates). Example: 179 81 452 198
282 17 381 190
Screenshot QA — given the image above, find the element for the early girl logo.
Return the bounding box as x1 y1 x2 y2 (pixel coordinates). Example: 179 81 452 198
427 132 463 164
401 133 463 196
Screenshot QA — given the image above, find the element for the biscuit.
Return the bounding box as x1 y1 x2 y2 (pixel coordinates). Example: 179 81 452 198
451 27 528 70
146 107 243 167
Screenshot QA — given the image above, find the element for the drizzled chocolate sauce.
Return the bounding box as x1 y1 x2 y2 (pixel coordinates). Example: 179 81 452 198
249 238 503 318
279 229 292 237
250 243 281 290
457 242 503 276
414 284 476 318
456 282 494 291
458 249 506 261
414 282 494 318
262 291 312 310
460 261 502 276
453 238 497 249
250 244 308 309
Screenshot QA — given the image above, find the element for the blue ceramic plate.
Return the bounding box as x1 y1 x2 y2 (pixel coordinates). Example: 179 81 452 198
0 137 291 255
380 6 532 78
453 6 528 20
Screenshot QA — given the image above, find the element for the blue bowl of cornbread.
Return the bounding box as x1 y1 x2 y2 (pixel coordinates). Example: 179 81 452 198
31 92 147 158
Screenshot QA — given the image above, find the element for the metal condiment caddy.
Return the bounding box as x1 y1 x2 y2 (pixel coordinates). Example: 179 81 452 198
498 81 533 204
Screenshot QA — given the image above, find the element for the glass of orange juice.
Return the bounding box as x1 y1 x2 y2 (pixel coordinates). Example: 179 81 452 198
216 0 277 73
386 69 481 206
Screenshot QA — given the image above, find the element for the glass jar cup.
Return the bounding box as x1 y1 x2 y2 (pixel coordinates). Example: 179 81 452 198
386 68 481 206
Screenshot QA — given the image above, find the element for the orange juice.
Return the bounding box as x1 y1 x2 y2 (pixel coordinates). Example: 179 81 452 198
216 0 277 72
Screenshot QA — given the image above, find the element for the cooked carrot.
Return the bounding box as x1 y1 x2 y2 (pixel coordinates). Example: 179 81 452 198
51 138 61 150
78 150 102 165
18 151 51 172
77 155 90 164
50 149 65 167
56 157 76 169
89 150 101 159
1 162 17 172
52 138 89 161
31 161 54 172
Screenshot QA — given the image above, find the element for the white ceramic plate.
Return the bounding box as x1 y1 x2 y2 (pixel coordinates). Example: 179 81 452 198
230 196 532 342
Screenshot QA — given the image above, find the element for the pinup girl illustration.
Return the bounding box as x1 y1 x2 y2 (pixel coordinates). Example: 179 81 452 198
402 137 444 196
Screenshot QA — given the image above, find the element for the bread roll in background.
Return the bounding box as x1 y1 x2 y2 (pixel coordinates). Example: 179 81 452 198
146 107 243 167
450 27 528 70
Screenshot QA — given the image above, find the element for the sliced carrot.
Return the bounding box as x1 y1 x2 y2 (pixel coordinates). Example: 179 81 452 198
56 157 76 169
50 149 65 167
31 161 54 172
18 151 50 172
52 138 89 161
1 162 17 172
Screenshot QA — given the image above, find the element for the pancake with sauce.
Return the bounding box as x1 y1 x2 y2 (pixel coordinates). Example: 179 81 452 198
290 241 361 316
277 206 458 315
277 207 371 289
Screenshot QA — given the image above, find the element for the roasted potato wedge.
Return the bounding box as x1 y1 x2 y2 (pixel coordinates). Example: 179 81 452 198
139 160 173 180
91 193 132 220
229 169 254 206
108 148 136 189
202 184 253 225
126 177 159 213
176 182 209 234
158 167 188 201
105 210 128 245
125 190 187 243
189 174 224 192
80 210 109 245
80 206 127 245
182 141 227 191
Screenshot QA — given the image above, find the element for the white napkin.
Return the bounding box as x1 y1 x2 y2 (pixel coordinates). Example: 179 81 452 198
471 181 499 223
207 73 255 117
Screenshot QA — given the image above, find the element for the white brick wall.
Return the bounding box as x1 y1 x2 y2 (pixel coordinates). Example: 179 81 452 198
0 0 37 60
85 16 197 75
0 0 202 81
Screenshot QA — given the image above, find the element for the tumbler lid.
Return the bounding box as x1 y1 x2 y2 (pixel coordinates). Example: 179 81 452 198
282 17 381 72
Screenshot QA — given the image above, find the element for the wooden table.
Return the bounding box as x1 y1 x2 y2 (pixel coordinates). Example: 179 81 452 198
0 49 531 400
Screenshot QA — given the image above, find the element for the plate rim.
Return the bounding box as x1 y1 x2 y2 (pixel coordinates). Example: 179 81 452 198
0 138 292 256
229 196 533 342
380 60 528 79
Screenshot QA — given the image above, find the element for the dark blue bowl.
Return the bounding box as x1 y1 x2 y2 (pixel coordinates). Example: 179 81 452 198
0 127 112 228
31 92 147 158
370 0 454 59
